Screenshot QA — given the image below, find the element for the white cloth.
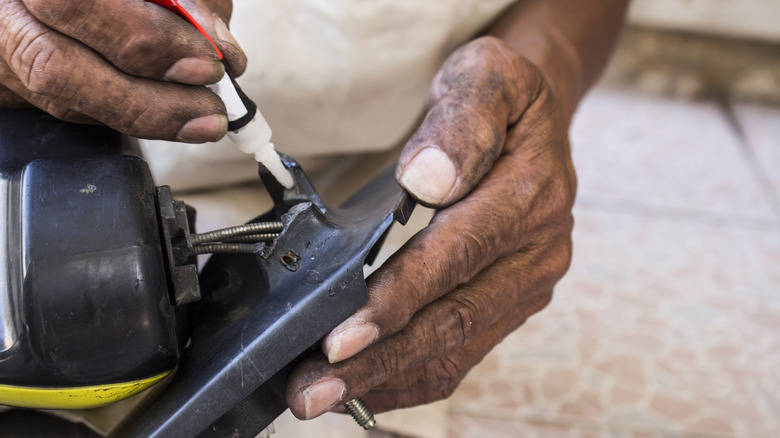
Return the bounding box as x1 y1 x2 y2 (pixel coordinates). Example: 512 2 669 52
140 0 515 191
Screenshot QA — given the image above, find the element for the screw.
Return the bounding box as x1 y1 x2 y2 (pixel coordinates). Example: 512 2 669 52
344 397 376 430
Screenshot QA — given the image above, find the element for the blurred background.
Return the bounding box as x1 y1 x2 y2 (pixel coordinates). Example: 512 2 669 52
379 1 780 437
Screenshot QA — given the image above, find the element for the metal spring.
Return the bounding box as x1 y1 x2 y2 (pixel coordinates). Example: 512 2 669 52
191 222 283 244
218 233 279 243
188 243 257 255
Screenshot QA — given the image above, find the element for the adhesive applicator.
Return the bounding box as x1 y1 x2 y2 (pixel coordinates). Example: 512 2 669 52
147 0 295 189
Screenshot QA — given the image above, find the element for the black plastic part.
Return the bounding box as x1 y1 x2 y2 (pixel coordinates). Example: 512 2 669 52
112 161 415 438
17 156 177 386
0 108 415 437
0 109 123 176
0 109 178 387
157 186 201 306
223 62 258 133
197 369 289 438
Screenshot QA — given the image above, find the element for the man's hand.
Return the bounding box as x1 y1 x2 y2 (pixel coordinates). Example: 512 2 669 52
285 36 577 418
0 0 245 142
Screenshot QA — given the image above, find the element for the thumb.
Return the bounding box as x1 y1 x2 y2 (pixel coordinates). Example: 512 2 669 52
396 36 543 207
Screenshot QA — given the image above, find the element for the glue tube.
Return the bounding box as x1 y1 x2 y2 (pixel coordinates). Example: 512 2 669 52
147 0 295 189
207 68 295 189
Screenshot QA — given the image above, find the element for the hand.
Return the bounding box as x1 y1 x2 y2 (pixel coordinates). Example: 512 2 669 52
285 36 576 418
0 0 246 142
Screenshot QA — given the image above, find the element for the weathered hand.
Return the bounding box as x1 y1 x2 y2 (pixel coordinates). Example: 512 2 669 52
0 0 245 142
285 36 577 418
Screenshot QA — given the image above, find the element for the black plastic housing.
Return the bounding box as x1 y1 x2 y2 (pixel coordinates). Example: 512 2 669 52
0 109 178 388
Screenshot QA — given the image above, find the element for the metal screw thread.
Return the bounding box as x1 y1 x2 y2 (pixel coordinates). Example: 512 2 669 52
344 397 376 430
191 222 283 243
217 233 279 243
188 243 257 255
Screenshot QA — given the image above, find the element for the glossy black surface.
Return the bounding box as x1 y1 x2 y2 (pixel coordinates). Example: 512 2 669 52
0 109 178 387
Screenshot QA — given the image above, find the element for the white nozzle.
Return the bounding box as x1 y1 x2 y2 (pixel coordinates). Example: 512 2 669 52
228 118 295 189
209 71 295 189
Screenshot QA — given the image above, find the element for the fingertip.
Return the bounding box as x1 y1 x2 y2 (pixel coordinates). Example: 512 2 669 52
164 57 225 85
398 147 457 206
176 114 227 143
294 379 346 420
324 323 379 363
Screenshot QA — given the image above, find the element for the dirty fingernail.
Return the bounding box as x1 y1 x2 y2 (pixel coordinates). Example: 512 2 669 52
214 17 245 55
399 147 457 205
164 57 224 84
328 323 379 363
176 114 227 143
302 379 346 419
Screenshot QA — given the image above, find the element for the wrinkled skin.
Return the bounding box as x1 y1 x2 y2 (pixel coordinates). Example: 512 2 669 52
285 36 577 418
0 0 245 142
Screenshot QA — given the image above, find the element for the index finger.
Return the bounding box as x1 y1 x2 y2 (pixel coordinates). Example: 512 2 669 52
20 0 240 84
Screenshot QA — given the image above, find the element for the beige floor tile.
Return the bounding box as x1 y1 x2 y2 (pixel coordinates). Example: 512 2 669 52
447 415 663 438
450 208 780 438
570 88 777 225
271 410 368 438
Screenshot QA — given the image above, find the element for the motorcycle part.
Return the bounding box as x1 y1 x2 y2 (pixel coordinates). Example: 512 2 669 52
0 109 179 409
112 157 414 437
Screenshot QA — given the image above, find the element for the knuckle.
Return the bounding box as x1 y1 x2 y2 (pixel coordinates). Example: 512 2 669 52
427 357 463 395
438 296 480 350
12 32 78 102
451 227 491 277
466 36 510 66
111 31 165 76
466 35 544 112
25 0 103 43
367 346 401 386
23 0 73 27
25 59 66 99
114 103 158 137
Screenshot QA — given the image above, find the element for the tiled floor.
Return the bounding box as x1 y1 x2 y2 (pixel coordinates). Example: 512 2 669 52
444 88 780 438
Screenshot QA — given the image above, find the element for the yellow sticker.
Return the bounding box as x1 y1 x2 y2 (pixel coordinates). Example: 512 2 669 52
0 371 170 409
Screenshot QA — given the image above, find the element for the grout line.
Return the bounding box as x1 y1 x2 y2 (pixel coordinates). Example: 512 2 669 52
715 97 780 218
575 196 780 233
